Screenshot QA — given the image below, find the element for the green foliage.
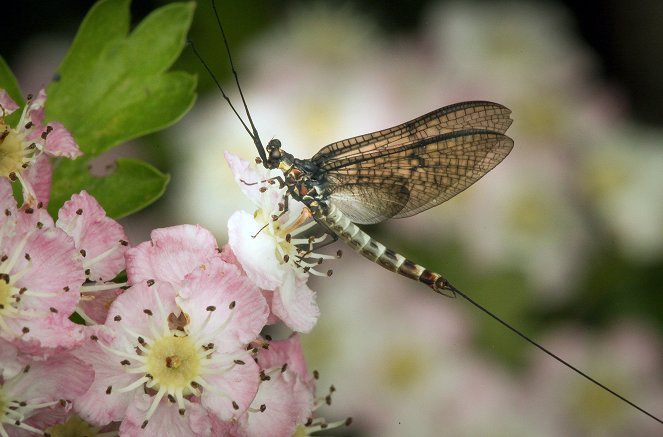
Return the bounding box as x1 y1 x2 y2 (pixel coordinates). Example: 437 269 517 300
0 55 24 126
45 0 196 218
51 158 170 219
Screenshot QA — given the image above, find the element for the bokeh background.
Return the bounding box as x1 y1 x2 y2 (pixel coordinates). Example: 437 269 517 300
4 1 663 435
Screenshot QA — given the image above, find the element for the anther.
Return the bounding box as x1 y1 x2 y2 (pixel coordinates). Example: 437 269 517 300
143 309 153 316
206 305 216 312
146 279 155 286
114 315 122 321
76 208 83 215
232 401 239 410
229 301 236 310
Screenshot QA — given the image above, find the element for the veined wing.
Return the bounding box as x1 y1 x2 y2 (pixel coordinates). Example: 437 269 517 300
324 130 513 224
311 101 512 164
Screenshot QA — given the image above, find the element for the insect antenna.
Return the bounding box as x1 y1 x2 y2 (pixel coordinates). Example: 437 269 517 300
188 0 268 164
444 282 663 425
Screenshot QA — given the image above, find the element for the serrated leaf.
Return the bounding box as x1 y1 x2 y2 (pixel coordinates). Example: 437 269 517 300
49 158 170 219
46 0 197 156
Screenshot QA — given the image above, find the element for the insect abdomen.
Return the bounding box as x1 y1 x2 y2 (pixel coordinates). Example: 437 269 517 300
319 203 457 297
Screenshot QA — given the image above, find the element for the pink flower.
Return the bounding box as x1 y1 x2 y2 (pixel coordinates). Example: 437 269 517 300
227 335 316 437
225 152 335 333
0 89 82 207
0 338 94 435
0 179 85 354
56 191 130 324
74 226 269 433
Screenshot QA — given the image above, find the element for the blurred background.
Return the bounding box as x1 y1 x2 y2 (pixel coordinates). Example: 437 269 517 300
4 0 663 435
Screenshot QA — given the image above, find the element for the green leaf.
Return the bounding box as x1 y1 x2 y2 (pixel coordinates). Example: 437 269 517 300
0 55 24 126
46 0 197 156
49 158 170 219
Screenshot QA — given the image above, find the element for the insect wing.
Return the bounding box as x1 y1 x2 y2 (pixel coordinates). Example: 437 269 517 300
324 130 514 224
312 101 512 164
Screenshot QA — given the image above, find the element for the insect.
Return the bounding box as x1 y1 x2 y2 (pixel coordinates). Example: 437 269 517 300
190 0 662 425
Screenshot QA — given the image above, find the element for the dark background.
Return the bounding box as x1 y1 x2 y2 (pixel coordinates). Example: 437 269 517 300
3 0 663 126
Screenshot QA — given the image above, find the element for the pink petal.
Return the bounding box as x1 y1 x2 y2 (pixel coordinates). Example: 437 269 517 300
257 335 311 381
178 258 268 352
271 274 319 333
57 191 128 281
201 356 261 421
9 313 85 356
25 89 47 139
0 89 19 114
12 226 83 314
43 121 83 158
4 351 94 403
224 152 271 204
228 211 284 290
79 288 124 324
236 372 315 437
125 225 220 286
0 179 17 216
73 327 139 425
121 395 213 437
107 281 178 343
21 154 52 207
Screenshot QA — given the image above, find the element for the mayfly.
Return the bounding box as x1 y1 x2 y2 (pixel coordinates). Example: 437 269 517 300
190 0 663 425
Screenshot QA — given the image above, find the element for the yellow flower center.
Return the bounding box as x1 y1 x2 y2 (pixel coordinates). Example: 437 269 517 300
146 334 201 392
0 121 26 177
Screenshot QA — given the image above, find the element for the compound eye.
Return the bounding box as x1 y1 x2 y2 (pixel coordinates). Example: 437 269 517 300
269 148 282 161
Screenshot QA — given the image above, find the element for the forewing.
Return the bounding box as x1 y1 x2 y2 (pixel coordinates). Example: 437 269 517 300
325 130 513 223
312 101 512 164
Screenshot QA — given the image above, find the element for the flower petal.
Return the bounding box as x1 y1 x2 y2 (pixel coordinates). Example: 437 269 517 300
0 89 19 114
21 154 53 207
178 258 268 351
228 211 284 290
126 225 219 285
201 355 261 421
57 190 128 281
271 274 319 333
43 121 83 158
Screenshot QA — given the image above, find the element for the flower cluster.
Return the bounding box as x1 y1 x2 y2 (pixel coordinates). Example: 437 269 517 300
0 89 81 207
0 89 346 436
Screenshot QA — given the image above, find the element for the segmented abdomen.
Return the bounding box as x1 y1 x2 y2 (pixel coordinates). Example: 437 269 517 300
317 203 456 297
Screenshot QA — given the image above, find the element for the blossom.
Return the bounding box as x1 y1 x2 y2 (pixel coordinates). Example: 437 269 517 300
227 335 315 437
0 338 94 436
0 179 85 354
0 89 82 207
74 227 269 433
226 152 334 333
